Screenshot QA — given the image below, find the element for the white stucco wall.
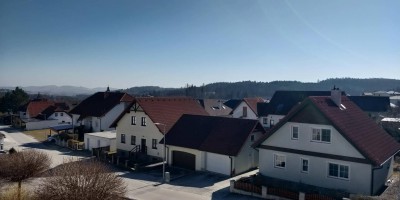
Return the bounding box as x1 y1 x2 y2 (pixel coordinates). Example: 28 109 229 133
260 114 285 128
263 122 365 158
372 157 394 195
205 152 231 175
48 112 72 124
25 119 59 130
97 102 126 132
259 149 372 195
234 131 264 174
84 134 116 152
232 102 257 119
116 105 164 158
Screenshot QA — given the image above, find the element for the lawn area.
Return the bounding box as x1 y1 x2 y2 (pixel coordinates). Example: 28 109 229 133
23 129 51 142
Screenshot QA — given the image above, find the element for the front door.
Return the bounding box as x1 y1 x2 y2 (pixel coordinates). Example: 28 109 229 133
141 139 146 154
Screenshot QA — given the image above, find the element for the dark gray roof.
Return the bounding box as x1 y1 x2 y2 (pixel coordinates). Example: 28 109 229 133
162 114 265 156
348 96 390 112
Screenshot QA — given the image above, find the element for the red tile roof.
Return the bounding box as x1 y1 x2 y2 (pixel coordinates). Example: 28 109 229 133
163 114 266 156
111 97 209 133
254 96 400 166
22 99 55 118
244 97 265 116
69 92 134 119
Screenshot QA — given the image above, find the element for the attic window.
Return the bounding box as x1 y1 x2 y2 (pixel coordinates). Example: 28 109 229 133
211 106 220 110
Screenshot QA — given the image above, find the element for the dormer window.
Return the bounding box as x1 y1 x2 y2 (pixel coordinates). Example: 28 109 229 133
141 117 147 126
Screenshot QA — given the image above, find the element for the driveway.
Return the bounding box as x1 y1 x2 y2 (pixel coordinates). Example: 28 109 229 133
0 125 260 200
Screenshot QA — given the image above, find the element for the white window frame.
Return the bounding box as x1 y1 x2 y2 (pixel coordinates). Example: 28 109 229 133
328 162 350 180
301 158 309 173
131 116 136 125
131 135 136 145
291 126 299 140
262 118 268 124
141 117 147 126
121 134 126 144
274 154 286 169
311 127 331 143
152 139 157 149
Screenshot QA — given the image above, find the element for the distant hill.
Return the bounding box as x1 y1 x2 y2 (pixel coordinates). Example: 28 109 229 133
2 78 400 98
0 85 117 96
124 78 400 99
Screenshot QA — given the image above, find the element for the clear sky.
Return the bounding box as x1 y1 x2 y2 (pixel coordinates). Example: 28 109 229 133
0 0 399 89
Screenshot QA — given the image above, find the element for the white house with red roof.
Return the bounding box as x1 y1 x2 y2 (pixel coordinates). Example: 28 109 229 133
110 97 208 161
253 89 400 196
231 97 265 119
69 88 134 133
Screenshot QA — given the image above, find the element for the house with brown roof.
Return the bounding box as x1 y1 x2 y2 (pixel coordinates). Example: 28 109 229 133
253 89 400 196
231 97 265 119
162 114 266 176
69 88 134 134
110 97 208 161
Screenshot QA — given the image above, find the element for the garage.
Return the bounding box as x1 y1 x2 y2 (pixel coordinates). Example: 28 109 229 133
172 151 195 170
206 152 231 175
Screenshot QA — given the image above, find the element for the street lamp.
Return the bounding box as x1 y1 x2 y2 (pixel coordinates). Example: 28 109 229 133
154 122 167 182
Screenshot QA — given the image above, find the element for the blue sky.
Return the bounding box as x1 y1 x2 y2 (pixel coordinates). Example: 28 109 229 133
0 0 399 89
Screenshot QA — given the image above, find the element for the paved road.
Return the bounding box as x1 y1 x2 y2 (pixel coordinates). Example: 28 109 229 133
0 125 260 200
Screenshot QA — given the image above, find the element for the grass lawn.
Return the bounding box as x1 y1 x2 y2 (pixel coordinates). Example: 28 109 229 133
23 129 51 142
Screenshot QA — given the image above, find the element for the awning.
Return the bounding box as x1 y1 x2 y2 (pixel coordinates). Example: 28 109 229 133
49 124 74 132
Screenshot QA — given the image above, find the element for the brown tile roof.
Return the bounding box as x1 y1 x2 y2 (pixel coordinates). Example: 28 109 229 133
69 92 133 119
162 114 266 156
254 95 400 166
244 97 265 116
22 99 55 118
110 97 209 133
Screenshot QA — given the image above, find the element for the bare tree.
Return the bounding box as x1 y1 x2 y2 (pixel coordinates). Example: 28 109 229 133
0 150 51 200
34 159 126 200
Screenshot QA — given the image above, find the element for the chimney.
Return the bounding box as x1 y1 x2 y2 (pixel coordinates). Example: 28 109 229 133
104 86 110 98
331 85 341 107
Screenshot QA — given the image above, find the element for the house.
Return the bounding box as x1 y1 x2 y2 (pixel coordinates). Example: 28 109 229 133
197 99 232 116
15 98 72 130
253 89 400 196
69 88 134 134
230 97 265 119
110 97 208 161
257 91 344 128
163 114 266 176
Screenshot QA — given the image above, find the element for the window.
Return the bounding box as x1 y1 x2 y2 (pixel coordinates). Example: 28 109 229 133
292 126 299 140
55 113 58 117
131 116 136 125
301 158 309 173
141 117 147 126
121 134 126 144
131 135 136 145
250 135 255 142
243 107 247 117
262 118 268 124
270 120 275 126
60 113 63 116
328 163 349 179
312 128 331 143
274 154 286 168
152 139 157 149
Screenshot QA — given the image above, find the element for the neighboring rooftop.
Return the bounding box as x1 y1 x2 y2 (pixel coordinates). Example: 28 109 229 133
348 96 390 112
254 95 400 166
111 97 209 133
163 114 265 156
198 99 232 116
19 99 56 118
69 91 134 120
243 97 266 116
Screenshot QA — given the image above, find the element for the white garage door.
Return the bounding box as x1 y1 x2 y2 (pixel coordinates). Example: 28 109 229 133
206 152 231 175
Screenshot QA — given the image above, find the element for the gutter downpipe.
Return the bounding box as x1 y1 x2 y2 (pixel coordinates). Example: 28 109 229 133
229 156 233 177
